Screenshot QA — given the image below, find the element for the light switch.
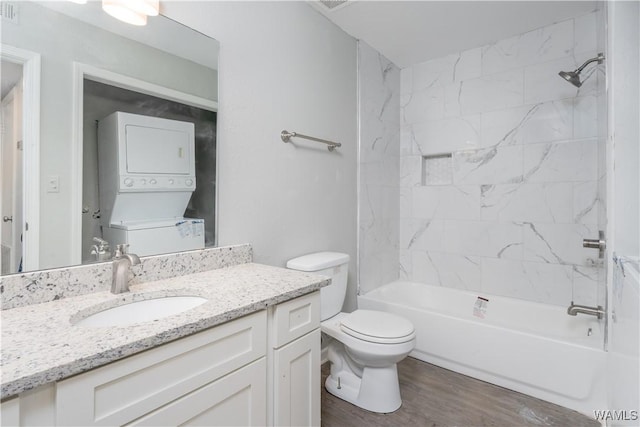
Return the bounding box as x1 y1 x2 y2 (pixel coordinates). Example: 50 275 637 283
47 175 59 193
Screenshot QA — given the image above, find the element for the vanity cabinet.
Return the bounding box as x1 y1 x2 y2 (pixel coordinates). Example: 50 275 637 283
269 291 321 427
56 310 267 426
1 291 321 426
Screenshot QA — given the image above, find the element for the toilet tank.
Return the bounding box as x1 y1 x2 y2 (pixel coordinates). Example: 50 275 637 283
286 252 350 321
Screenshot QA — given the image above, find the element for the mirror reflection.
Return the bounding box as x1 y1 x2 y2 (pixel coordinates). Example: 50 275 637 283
1 60 24 274
0 1 219 275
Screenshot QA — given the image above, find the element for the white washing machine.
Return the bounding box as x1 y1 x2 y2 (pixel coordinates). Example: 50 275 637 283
103 219 205 257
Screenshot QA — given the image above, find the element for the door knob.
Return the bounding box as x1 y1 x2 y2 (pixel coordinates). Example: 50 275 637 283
583 230 606 259
3 216 12 222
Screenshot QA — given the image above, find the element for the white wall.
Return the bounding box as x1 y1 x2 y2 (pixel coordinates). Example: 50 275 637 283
162 2 359 310
607 1 640 424
397 11 606 307
609 2 640 258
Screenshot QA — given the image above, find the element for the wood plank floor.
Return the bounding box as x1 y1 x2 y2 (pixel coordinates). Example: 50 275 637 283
321 357 600 427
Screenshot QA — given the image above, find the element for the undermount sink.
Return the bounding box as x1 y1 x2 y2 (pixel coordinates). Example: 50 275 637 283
74 296 208 327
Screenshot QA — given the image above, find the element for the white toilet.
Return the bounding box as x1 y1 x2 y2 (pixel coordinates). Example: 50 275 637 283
287 252 416 413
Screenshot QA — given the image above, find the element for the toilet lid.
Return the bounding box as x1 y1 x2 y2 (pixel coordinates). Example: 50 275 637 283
340 310 415 344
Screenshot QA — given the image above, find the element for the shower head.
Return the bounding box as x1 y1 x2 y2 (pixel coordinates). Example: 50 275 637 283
558 70 583 87
558 53 605 88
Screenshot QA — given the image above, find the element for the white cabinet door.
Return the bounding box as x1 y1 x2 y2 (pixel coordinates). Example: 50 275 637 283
0 384 56 426
129 358 267 426
273 329 320 427
0 397 20 426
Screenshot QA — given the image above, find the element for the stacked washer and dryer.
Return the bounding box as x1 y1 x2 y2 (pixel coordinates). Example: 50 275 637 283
97 112 204 256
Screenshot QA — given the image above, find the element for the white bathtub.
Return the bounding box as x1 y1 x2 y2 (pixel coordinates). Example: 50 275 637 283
358 281 607 417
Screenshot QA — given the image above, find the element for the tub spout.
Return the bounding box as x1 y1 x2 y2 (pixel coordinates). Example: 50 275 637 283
567 301 605 320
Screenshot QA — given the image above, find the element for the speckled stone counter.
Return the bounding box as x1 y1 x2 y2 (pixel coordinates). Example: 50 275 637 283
1 263 329 399
1 244 252 310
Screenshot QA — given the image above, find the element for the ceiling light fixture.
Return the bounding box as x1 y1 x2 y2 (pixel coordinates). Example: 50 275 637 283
101 0 159 26
128 0 159 17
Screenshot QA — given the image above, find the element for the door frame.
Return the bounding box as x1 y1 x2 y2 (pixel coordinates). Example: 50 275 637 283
70 63 218 264
2 85 20 271
1 45 41 272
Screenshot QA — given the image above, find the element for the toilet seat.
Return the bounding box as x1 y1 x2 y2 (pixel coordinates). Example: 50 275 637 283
340 310 415 344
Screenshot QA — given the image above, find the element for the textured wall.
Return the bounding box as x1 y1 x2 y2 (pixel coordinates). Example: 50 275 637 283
163 2 359 311
398 11 606 307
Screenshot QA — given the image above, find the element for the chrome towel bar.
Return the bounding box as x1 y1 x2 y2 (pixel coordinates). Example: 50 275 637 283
281 130 341 151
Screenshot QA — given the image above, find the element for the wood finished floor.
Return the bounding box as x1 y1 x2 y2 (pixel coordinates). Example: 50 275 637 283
321 357 600 427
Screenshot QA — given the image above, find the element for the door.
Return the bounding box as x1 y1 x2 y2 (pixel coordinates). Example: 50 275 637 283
1 80 23 274
125 125 192 174
273 329 321 427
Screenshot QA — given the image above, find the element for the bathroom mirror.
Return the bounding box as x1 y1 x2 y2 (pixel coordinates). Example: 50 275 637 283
0 1 219 274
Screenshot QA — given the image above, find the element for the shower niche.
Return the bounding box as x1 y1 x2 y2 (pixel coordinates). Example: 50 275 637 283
421 154 453 186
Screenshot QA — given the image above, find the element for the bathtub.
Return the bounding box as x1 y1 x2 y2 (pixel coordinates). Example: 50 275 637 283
358 281 607 417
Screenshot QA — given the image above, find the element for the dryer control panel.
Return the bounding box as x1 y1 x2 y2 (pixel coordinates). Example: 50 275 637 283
119 175 196 191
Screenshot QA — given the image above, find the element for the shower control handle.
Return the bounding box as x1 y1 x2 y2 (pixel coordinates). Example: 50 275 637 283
583 230 606 259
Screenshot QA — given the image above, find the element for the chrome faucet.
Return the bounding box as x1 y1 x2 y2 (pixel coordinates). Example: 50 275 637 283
90 237 111 261
567 301 606 320
111 244 141 294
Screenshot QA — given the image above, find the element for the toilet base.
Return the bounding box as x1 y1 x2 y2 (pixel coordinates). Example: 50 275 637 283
325 360 402 413
321 312 415 413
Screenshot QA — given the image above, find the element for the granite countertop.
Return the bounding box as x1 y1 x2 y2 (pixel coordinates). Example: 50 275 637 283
1 263 329 399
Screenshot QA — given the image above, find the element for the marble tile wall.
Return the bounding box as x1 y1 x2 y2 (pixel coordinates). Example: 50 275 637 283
399 11 606 307
358 41 401 294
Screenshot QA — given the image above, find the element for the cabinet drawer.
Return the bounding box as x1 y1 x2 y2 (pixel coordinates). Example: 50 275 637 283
57 310 266 426
128 358 266 426
272 292 320 348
